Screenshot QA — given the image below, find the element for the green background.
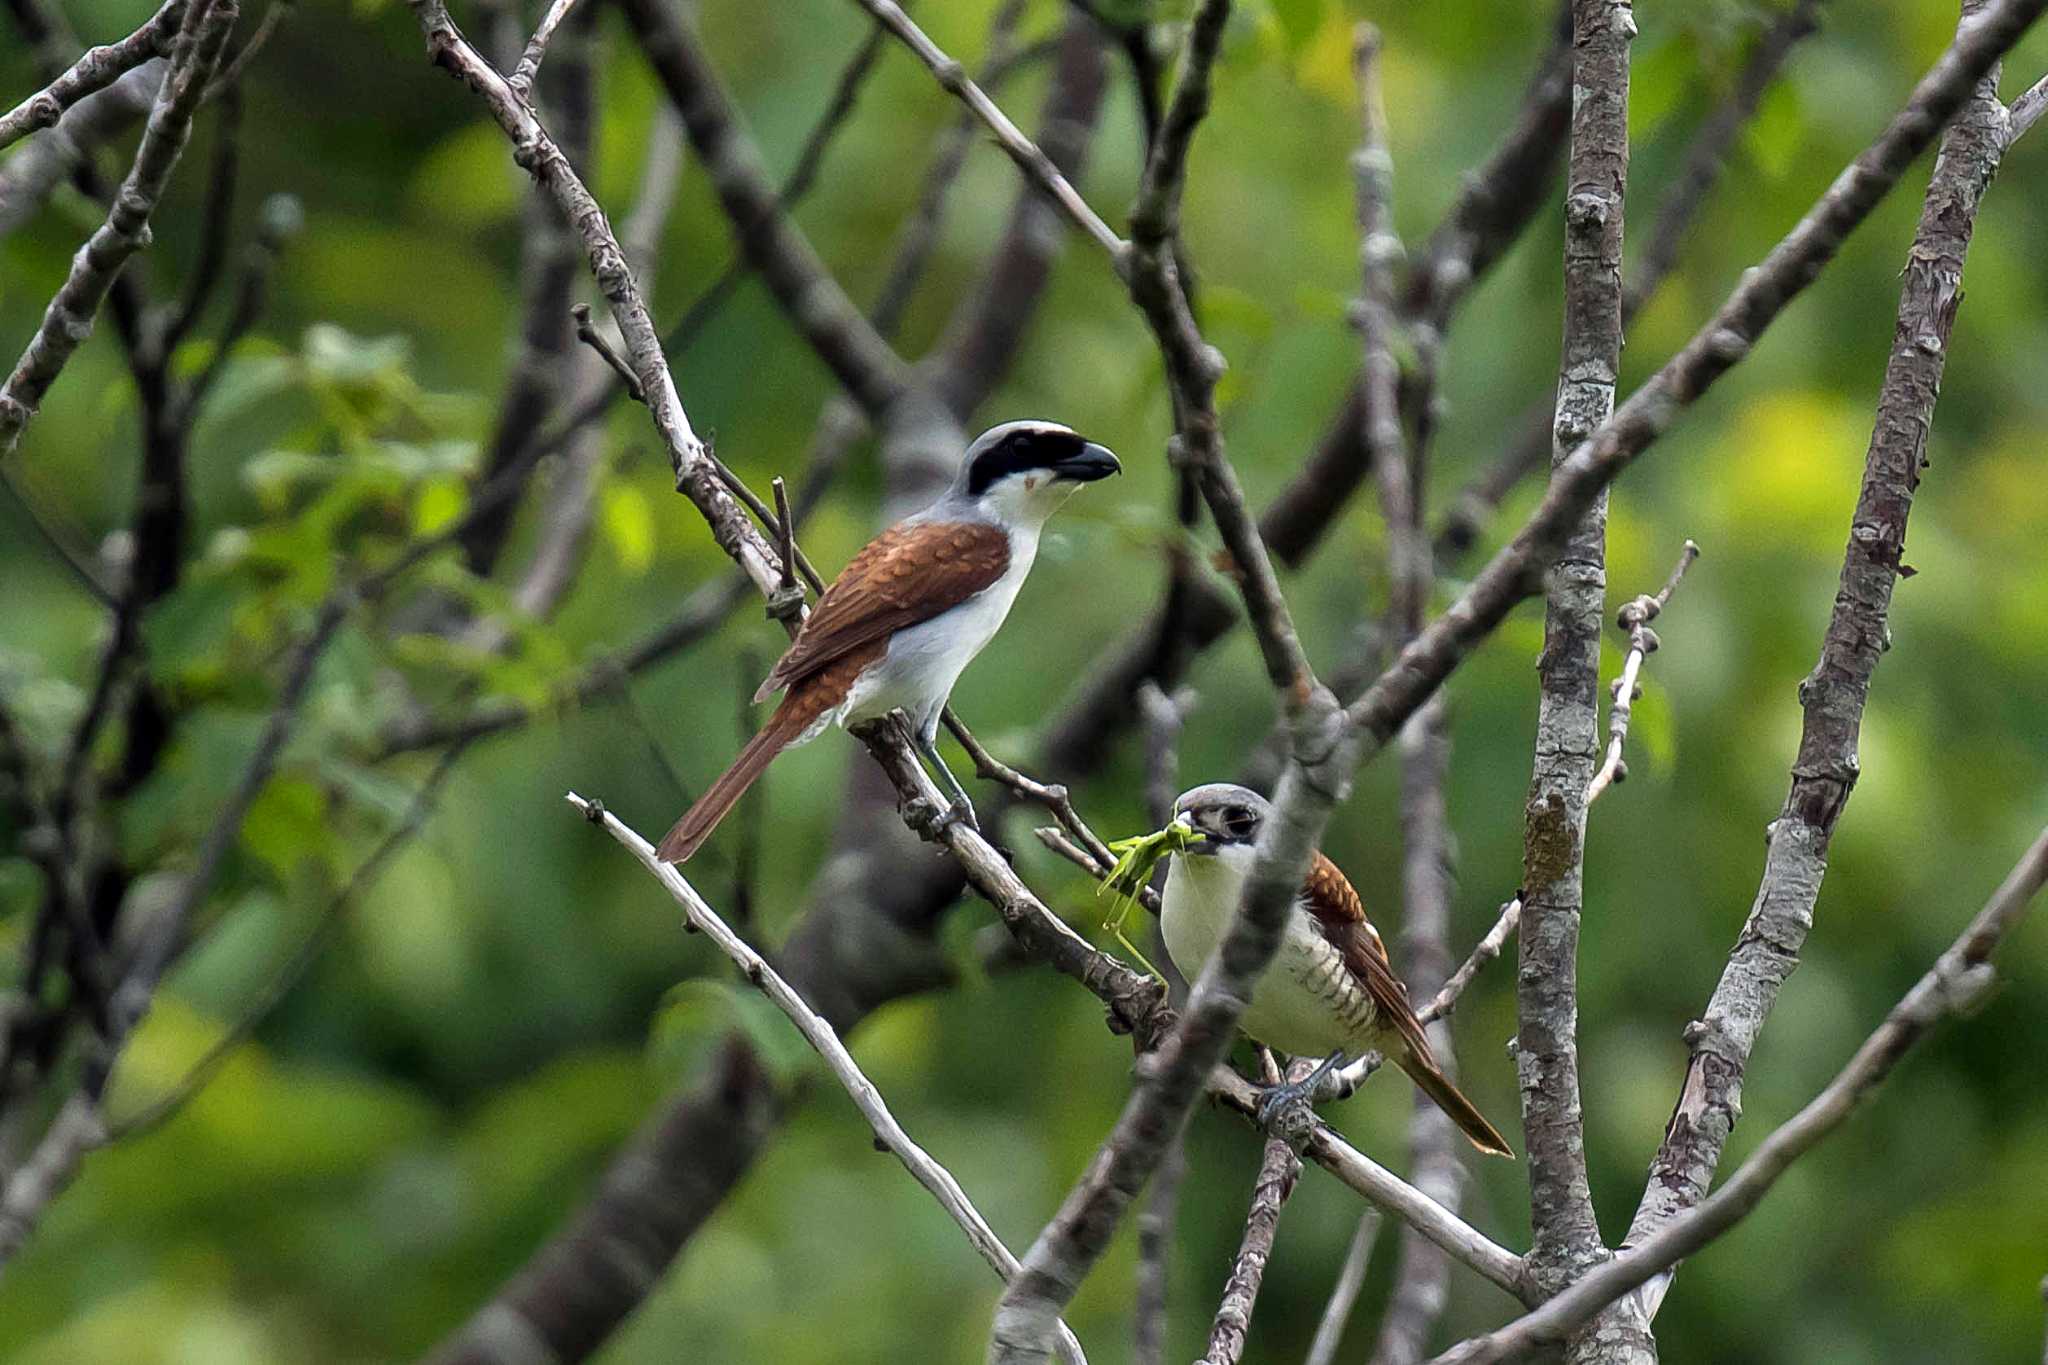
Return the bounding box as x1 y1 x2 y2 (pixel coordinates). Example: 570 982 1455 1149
4 1 2048 1361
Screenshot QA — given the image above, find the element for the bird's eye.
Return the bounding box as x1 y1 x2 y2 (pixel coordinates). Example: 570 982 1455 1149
1222 806 1257 839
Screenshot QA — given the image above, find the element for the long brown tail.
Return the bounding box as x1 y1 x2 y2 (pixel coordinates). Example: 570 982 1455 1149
1395 1046 1515 1159
657 696 812 862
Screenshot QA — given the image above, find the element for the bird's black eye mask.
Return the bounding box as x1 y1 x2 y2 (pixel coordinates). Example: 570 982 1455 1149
1183 804 1258 847
1218 805 1259 842
965 430 1079 496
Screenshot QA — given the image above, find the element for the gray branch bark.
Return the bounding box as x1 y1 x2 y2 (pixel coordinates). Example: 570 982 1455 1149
1583 6 2022 1355
1432 825 2048 1365
1517 0 1631 1302
0 0 238 454
0 0 180 152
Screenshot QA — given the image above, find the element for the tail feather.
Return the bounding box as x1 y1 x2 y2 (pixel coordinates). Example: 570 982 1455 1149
657 699 809 862
1395 1047 1515 1159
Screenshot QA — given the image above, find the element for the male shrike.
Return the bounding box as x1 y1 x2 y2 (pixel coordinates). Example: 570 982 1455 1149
657 421 1120 863
1160 783 1514 1156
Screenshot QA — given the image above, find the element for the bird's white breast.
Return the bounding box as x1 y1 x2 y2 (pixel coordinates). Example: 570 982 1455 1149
835 522 1040 735
1160 851 1379 1057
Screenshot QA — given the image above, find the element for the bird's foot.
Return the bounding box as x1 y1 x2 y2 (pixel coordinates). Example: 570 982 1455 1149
935 794 980 835
1256 1051 1346 1141
907 794 980 841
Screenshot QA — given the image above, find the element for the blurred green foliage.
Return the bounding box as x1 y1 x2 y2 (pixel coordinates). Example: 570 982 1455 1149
4 1 2048 1362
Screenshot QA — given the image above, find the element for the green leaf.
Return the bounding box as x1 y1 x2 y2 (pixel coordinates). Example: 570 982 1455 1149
242 778 337 881
142 580 240 690
413 479 465 536
301 324 412 388
601 484 656 575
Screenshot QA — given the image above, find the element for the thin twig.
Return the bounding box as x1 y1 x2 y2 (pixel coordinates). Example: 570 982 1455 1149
2006 70 2048 142
1307 1209 1383 1365
1419 898 1521 1027
0 464 115 603
945 712 1114 868
657 16 894 355
200 0 290 100
847 0 1124 258
406 0 785 600
1430 826 2048 1365
105 743 470 1139
1584 540 1699 803
0 0 181 152
570 302 643 400
0 0 239 455
508 0 582 99
566 793 1088 1365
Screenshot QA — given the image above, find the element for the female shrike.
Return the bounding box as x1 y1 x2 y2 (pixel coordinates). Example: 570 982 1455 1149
1160 783 1514 1156
658 421 1120 863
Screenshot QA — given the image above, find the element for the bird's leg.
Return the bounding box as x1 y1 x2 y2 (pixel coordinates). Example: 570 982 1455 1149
1256 1050 1347 1138
915 716 980 833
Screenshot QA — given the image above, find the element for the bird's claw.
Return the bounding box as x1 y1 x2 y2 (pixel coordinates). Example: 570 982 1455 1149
1256 1052 1346 1140
911 795 981 841
938 795 980 835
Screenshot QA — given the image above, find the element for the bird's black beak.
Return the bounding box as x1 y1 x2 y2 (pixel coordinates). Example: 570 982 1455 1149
1052 441 1121 482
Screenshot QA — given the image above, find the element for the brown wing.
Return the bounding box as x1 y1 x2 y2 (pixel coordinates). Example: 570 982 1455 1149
755 520 1010 702
1299 852 1434 1063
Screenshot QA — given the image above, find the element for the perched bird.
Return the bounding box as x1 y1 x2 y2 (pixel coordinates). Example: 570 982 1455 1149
656 421 1120 863
1159 783 1514 1157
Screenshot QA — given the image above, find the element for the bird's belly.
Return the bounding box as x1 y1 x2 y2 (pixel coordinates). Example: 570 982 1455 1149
840 558 1030 731
1241 931 1378 1057
1162 864 1378 1058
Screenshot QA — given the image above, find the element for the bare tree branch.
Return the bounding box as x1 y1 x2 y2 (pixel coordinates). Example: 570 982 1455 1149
1604 6 2020 1344
1584 541 1698 803
1351 24 1422 641
620 0 913 419
2012 70 2048 139
0 0 239 455
1194 1060 1307 1365
1419 897 1520 1028
458 0 595 577
508 0 584 100
1434 0 1822 568
1133 680 1194 1365
565 794 1088 1365
1341 0 2043 758
845 0 1124 257
406 0 784 600
1430 826 2048 1365
1516 0 1632 1297
504 113 686 628
0 0 181 152
1308 1208 1383 1365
